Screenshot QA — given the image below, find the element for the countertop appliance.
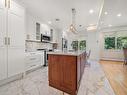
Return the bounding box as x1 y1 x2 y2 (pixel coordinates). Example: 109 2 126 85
41 34 51 42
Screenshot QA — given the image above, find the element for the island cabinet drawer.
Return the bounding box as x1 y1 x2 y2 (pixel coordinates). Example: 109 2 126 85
26 62 41 69
26 55 41 63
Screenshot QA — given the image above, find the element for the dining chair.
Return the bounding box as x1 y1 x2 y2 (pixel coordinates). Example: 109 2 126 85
123 49 127 65
86 50 91 65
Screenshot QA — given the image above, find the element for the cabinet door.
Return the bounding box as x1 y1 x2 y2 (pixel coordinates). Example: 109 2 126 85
48 55 61 87
81 54 84 76
0 0 5 9
61 56 77 91
0 0 7 81
77 56 81 87
8 48 25 77
7 1 25 77
8 0 25 47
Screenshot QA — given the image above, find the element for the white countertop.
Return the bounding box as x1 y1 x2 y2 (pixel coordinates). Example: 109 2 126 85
48 50 86 56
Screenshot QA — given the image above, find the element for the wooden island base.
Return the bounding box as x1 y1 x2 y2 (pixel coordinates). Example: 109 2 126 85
48 51 86 95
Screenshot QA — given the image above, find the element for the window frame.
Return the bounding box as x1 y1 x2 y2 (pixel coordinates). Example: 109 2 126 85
104 36 127 51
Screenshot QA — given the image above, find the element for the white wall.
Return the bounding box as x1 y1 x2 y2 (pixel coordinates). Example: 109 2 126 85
99 26 127 61
63 30 100 61
87 31 100 60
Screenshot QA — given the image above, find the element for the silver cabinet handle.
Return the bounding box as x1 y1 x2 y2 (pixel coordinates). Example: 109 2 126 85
8 0 10 9
8 37 10 45
30 53 36 55
5 0 7 8
4 37 7 45
30 58 36 60
30 65 36 67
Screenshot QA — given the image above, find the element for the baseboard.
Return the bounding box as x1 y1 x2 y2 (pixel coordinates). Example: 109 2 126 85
0 66 44 87
100 58 124 62
25 65 43 75
0 73 23 87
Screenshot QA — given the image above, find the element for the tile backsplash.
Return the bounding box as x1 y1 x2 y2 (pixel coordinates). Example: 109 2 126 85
26 41 52 52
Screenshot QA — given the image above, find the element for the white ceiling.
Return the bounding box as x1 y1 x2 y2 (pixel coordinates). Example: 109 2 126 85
100 0 127 29
17 0 103 31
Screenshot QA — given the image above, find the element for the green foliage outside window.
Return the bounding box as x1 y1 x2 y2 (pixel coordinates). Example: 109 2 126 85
71 41 78 51
79 40 86 50
117 37 127 49
105 37 115 49
104 36 127 50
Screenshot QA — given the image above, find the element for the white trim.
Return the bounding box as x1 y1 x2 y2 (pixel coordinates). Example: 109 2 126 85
0 73 23 87
101 58 124 62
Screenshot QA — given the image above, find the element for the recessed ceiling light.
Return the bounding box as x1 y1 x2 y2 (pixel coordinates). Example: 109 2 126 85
117 13 122 17
48 21 52 24
89 24 94 26
87 25 97 31
89 9 94 14
104 12 108 15
108 24 112 27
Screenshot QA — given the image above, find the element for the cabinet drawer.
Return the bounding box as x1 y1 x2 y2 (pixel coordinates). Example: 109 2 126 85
26 55 41 63
26 62 41 70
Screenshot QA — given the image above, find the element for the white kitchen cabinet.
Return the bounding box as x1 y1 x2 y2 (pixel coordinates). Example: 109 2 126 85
0 48 7 81
40 24 51 36
0 0 25 80
8 48 25 77
26 14 36 41
8 1 25 47
0 0 7 81
25 51 44 71
7 0 25 77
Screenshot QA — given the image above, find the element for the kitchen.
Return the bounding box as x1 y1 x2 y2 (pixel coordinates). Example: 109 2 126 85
0 0 127 95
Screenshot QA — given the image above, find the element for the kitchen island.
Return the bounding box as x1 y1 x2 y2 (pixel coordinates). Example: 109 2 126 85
48 51 87 95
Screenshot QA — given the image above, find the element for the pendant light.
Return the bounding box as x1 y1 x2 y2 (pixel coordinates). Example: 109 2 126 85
69 8 78 33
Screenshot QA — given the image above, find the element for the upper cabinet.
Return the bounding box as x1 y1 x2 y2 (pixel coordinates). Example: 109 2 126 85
0 0 5 9
40 24 51 36
36 22 41 40
26 13 59 43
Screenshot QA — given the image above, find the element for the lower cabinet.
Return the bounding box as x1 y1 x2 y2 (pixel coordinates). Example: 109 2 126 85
0 47 7 81
77 56 81 88
48 55 61 87
8 48 25 77
60 56 77 93
25 51 44 71
48 52 86 95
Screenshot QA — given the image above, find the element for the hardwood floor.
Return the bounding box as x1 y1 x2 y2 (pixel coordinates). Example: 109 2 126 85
100 60 127 95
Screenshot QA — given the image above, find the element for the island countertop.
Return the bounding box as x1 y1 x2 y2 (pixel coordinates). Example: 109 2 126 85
48 50 86 56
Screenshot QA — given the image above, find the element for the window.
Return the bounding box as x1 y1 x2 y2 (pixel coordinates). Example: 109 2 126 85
104 37 115 49
104 36 127 50
71 41 78 51
117 37 127 49
79 40 86 50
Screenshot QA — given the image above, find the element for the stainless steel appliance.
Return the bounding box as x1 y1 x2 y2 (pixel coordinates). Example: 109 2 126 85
41 34 51 42
37 49 53 67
